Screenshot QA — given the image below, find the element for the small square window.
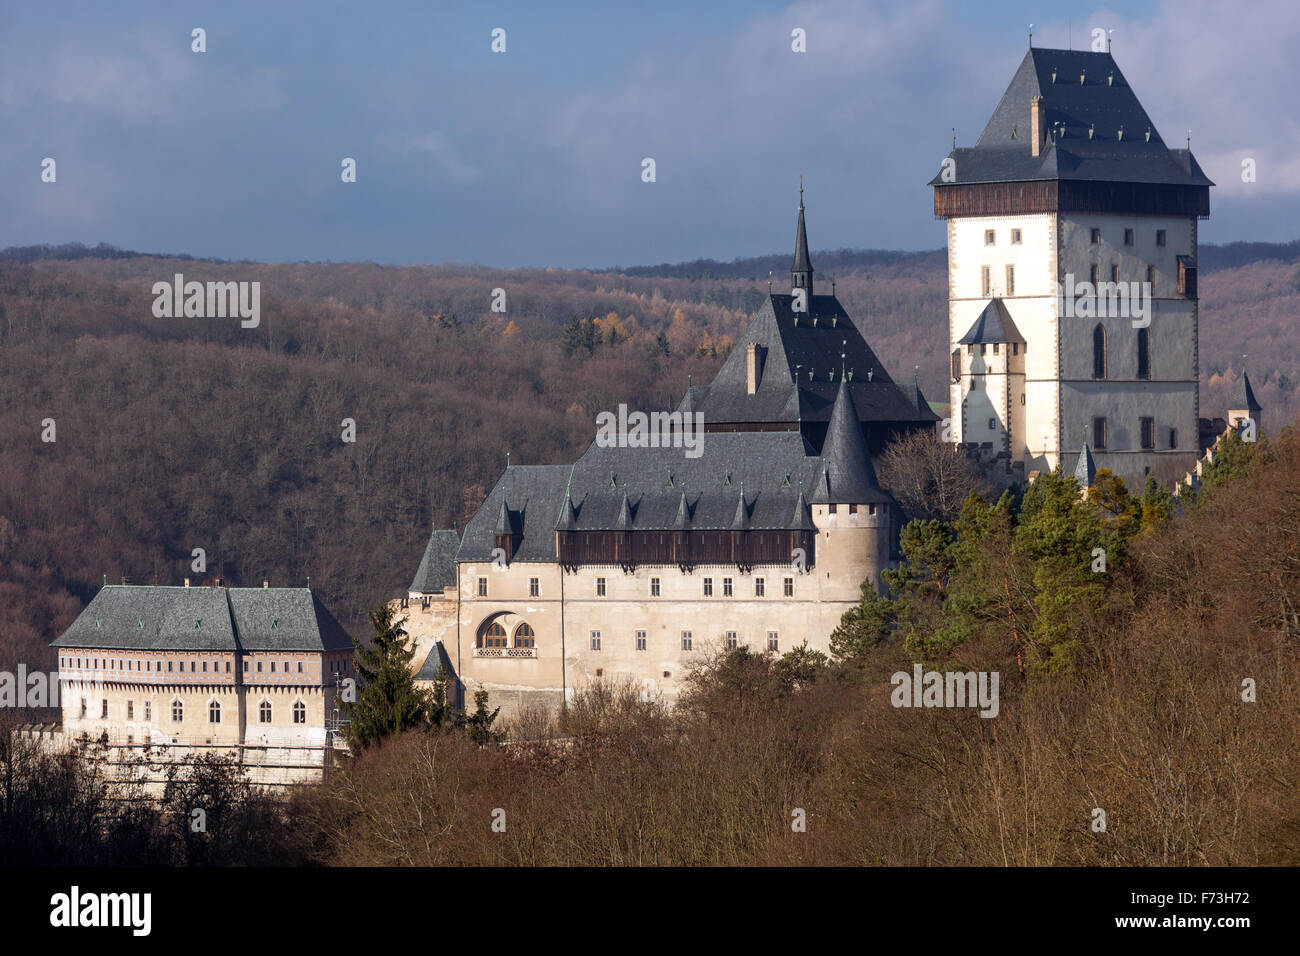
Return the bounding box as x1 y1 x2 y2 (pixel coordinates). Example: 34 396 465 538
1011 228 1022 245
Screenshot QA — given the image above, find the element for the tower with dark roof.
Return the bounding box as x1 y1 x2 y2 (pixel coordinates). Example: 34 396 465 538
932 44 1209 490
791 182 813 295
1227 368 1263 435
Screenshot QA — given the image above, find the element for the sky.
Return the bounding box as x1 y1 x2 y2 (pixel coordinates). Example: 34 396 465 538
0 0 1294 268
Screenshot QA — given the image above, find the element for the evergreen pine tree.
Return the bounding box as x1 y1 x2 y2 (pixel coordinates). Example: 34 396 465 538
342 604 431 752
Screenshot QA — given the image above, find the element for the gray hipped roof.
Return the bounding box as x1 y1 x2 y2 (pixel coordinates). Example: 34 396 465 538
958 299 1026 345
929 48 1214 188
415 641 451 681
411 529 460 593
457 464 573 564
52 585 353 652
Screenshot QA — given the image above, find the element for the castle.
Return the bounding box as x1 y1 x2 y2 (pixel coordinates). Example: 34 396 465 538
399 190 936 715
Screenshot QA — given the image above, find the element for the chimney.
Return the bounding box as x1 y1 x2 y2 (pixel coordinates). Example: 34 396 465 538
746 342 764 394
184 578 190 587
1031 95 1046 157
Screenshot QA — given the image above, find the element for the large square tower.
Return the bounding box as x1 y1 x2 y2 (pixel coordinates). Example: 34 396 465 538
931 45 1213 489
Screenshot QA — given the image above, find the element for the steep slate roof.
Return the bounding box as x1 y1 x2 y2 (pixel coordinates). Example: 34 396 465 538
414 641 451 681
51 585 352 652
792 196 813 278
457 464 573 563
809 376 891 504
410 529 460 593
929 48 1213 188
1074 442 1097 488
694 293 937 428
1231 370 1262 411
958 299 1026 345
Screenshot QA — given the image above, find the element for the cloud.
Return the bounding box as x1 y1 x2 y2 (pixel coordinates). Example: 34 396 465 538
409 131 478 184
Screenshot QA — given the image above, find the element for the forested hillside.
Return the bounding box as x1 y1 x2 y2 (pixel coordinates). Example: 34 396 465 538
1 245 1296 675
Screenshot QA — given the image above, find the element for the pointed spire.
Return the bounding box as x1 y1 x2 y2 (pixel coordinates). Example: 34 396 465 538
791 178 814 295
813 374 885 503
557 491 578 531
731 487 750 531
1231 367 1262 412
790 486 814 530
615 490 634 530
673 491 692 531
494 498 513 536
1074 442 1097 489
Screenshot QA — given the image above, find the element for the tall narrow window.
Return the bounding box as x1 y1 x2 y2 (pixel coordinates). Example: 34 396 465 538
171 699 183 723
1090 264 1100 285
1093 324 1107 379
293 702 306 724
635 630 647 651
1140 416 1155 450
529 577 539 597
1137 328 1150 379
650 577 660 597
1093 417 1108 450
596 577 606 596
725 631 738 650
208 701 221 724
1090 228 1101 244
477 577 487 597
1124 228 1134 246
259 700 272 723
1005 264 1015 295
981 265 991 296
1156 229 1166 247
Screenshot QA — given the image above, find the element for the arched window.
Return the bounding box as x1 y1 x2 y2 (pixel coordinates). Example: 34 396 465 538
259 700 272 723
171 699 183 723
1137 327 1150 379
514 622 535 648
208 700 221 724
482 621 507 648
1093 324 1107 379
293 701 306 724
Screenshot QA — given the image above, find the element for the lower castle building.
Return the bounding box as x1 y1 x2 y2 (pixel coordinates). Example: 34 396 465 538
401 194 936 717
48 582 354 788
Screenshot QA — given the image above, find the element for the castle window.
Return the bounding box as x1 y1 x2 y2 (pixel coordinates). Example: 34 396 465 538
636 630 647 651
725 631 738 651
171 699 183 723
477 577 487 597
1093 417 1108 450
270 662 276 673
297 661 302 673
293 702 306 724
208 701 221 724
257 661 263 673
1137 328 1150 379
992 343 999 354
243 660 249 673
1178 258 1197 298
1005 264 1014 295
529 577 539 597
869 503 877 515
514 622 535 648
101 699 108 718
1170 428 1178 449
828 504 837 514
1011 229 1022 245
981 266 991 297
784 577 794 597
1140 417 1155 450
1111 264 1119 283
259 700 272 723
703 578 713 597
590 631 601 651
1090 228 1101 244
1156 229 1166 247
127 700 133 720
1090 264 1099 286
1147 264 1154 286
755 577 765 596
1012 342 1019 355
849 503 859 514
989 418 997 431
80 698 87 718
596 577 606 596
723 578 733 597
650 577 660 597
984 230 995 246
681 631 693 651
483 622 507 648
1093 325 1107 379
144 701 151 722
168 661 174 673
768 632 779 652
1124 228 1134 246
